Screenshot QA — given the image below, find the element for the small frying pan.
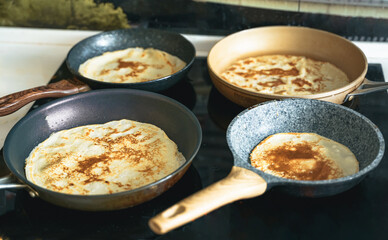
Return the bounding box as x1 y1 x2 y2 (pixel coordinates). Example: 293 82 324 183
0 28 195 116
66 28 196 91
1 89 202 211
149 98 385 234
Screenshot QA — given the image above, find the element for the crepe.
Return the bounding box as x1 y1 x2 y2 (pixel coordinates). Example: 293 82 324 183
79 47 186 83
250 133 359 181
25 119 185 195
220 55 350 95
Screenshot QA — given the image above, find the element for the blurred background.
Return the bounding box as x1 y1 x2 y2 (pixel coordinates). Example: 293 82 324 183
0 0 387 40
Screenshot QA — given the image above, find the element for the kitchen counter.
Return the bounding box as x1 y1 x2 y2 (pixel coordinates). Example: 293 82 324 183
1 26 388 239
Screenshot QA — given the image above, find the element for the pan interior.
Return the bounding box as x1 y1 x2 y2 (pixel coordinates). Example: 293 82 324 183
227 98 385 182
4 89 202 187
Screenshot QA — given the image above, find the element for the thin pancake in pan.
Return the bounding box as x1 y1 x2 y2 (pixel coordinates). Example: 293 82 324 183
25 119 185 195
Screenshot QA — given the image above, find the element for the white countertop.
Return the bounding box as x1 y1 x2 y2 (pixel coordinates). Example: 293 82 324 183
0 26 387 148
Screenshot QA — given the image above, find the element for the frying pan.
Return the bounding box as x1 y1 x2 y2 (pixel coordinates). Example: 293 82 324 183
0 29 196 112
149 98 385 234
0 28 195 116
66 28 196 91
0 89 202 211
208 26 388 107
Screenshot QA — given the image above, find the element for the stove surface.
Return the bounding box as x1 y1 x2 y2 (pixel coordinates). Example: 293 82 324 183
0 59 387 240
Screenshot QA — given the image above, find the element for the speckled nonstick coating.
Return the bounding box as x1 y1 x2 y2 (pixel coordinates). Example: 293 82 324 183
2 89 202 210
227 98 385 197
66 28 195 91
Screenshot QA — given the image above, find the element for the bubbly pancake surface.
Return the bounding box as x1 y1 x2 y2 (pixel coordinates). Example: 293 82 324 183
250 133 359 181
79 47 186 83
25 119 185 195
220 55 350 95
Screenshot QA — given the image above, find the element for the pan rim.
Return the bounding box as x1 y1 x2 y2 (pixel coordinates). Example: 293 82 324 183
3 88 202 199
66 28 196 88
226 98 385 186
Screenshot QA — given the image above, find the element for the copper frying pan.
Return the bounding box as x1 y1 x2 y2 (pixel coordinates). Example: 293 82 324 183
207 26 388 107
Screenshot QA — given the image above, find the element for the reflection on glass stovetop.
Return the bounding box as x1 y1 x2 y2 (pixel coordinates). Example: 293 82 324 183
0 58 386 239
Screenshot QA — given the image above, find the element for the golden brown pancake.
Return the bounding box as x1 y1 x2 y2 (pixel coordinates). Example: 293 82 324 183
220 55 350 95
250 133 359 181
25 119 185 195
79 47 186 83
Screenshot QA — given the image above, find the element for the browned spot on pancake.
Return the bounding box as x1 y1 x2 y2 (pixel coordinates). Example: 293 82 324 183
98 60 150 79
117 59 148 72
274 90 287 94
77 154 109 173
251 141 342 181
257 79 285 87
295 87 314 92
153 64 165 70
292 78 312 87
235 67 299 79
100 69 110 75
85 129 93 137
260 67 299 76
243 59 254 64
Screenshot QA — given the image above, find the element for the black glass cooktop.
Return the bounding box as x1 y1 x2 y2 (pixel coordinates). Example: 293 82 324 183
0 58 387 240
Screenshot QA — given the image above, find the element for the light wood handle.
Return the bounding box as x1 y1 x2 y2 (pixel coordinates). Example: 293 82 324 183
0 78 90 116
149 166 267 234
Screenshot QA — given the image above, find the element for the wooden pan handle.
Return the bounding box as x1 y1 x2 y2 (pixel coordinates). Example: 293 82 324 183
0 79 90 116
149 166 267 235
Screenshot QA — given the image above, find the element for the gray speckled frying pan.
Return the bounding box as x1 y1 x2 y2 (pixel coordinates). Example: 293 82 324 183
0 89 202 211
149 98 385 234
66 28 196 91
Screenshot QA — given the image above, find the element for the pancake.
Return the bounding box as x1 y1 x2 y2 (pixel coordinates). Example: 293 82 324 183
220 55 350 95
78 47 186 83
250 133 359 181
25 119 185 195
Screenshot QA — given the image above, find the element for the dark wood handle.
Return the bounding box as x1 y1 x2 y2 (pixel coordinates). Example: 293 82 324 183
0 79 90 116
